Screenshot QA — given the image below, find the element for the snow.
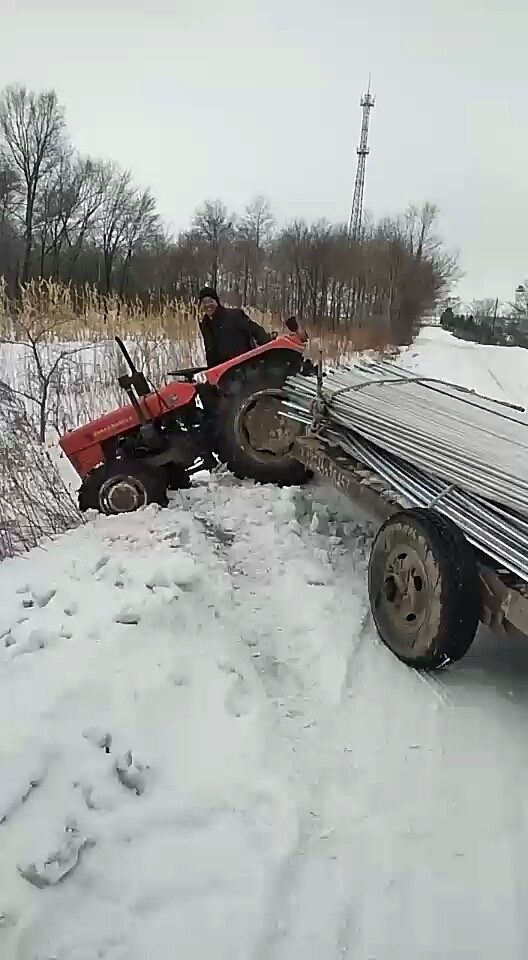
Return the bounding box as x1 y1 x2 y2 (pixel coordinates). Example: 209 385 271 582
1 328 528 959
399 325 528 409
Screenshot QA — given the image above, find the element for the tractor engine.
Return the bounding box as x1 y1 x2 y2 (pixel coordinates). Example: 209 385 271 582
117 418 200 470
118 422 166 456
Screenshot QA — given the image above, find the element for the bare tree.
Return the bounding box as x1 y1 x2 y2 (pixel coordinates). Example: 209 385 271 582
91 164 135 293
61 158 114 282
0 157 21 223
35 145 73 276
0 305 92 441
469 298 497 321
234 196 273 302
119 186 161 296
0 157 23 287
405 202 439 261
0 85 65 282
193 199 232 288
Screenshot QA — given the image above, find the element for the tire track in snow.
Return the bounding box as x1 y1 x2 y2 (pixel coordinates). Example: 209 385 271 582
303 535 528 958
252 487 469 959
487 366 507 397
186 497 329 957
181 480 459 959
179 479 377 958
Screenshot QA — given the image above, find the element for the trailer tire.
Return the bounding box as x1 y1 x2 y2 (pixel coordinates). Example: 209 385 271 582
215 356 310 485
78 459 168 515
368 508 481 669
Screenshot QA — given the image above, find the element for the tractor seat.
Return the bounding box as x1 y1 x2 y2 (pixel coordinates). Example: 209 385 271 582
168 365 208 381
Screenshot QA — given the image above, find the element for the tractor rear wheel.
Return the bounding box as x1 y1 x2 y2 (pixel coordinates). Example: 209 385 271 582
368 508 481 669
214 356 310 485
78 459 168 515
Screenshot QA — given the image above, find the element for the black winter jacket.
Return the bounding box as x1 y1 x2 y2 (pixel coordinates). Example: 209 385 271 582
199 307 271 368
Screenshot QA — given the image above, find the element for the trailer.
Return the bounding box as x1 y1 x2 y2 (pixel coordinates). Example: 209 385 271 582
282 362 528 670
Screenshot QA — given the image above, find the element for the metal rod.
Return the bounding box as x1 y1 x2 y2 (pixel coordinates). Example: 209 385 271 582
282 360 528 582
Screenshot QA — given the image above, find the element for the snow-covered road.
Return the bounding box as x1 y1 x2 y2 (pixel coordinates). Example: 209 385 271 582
2 328 528 959
400 325 528 410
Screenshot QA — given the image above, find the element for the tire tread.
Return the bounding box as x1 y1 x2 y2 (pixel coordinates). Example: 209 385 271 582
214 356 310 486
368 508 481 669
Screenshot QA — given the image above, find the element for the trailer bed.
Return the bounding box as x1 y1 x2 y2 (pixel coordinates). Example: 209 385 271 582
294 436 528 640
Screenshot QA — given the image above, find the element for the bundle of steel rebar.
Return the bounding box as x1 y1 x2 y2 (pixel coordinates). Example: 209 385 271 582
281 359 528 581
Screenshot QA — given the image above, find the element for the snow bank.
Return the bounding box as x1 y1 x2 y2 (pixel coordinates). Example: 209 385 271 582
0 480 368 958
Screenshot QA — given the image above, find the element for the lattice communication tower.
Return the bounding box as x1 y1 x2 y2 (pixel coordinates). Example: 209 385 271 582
348 81 375 240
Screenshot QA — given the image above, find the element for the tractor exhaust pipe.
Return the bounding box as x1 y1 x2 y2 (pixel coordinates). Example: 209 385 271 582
115 336 139 374
114 336 152 423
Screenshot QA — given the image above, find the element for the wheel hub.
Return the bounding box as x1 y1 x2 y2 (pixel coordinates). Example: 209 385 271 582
381 547 429 641
236 389 301 462
99 476 148 514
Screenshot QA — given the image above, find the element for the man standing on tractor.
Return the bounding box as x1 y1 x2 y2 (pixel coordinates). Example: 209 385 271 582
198 287 271 368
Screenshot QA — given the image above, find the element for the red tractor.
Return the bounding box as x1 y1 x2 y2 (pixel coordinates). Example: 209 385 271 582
59 319 313 515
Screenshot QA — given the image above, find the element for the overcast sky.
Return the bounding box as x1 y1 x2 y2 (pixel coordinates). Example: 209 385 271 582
0 0 526 303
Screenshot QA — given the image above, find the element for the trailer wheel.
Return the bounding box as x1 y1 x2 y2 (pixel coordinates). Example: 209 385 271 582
368 508 481 669
78 460 168 515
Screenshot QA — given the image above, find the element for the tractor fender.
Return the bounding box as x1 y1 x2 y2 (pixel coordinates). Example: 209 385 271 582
211 346 305 396
205 336 305 389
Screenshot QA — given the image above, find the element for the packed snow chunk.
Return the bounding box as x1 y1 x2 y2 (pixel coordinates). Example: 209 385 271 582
162 549 197 588
92 554 110 575
144 567 173 590
115 750 148 795
310 506 331 535
0 906 16 930
113 606 142 626
82 727 112 753
4 623 55 657
31 586 57 609
144 550 197 590
271 490 298 523
0 743 49 824
18 819 95 888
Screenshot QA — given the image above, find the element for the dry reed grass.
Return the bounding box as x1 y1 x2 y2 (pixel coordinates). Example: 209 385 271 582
0 278 399 439
0 279 395 365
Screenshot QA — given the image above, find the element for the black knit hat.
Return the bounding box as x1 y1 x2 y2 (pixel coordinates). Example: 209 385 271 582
198 286 220 304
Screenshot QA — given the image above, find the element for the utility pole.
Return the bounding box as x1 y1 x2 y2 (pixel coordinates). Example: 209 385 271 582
492 296 499 336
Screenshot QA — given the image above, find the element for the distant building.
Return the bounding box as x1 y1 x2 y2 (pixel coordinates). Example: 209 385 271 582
511 284 528 332
514 284 526 313
420 312 440 326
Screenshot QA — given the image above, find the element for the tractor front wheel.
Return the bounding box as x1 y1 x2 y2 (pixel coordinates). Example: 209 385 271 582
215 357 310 485
78 459 168 515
